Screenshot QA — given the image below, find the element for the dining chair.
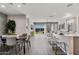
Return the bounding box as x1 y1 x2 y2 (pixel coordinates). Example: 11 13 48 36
6 36 16 46
0 36 2 47
0 36 10 55
26 35 31 48
26 35 31 47
19 34 27 54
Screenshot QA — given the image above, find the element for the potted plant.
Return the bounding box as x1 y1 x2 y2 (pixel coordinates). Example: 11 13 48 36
6 20 16 35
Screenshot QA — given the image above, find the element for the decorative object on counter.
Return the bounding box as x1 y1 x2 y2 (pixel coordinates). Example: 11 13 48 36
59 32 64 35
6 19 16 35
26 26 28 28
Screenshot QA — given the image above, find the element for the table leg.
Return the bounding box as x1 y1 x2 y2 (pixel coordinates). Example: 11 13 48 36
23 39 26 54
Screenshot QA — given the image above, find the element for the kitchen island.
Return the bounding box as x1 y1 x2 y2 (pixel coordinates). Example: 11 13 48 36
53 34 79 55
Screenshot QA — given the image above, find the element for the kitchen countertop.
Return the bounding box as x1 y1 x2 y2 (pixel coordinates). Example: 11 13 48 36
64 34 79 37
53 33 79 37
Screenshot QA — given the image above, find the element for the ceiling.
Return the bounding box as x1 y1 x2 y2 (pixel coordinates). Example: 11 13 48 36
0 3 79 18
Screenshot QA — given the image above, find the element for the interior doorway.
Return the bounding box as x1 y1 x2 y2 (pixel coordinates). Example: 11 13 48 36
33 22 58 35
34 23 44 34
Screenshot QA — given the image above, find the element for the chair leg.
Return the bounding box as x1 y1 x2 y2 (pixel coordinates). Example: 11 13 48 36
55 44 57 55
29 41 31 47
27 42 29 50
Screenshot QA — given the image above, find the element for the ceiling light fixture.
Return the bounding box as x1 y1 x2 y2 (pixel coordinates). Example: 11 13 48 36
9 3 13 5
9 3 21 7
66 3 73 7
1 5 6 8
17 4 21 7
22 3 27 5
9 3 27 8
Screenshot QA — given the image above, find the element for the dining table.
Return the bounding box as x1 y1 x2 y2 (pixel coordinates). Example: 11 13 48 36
1 34 27 55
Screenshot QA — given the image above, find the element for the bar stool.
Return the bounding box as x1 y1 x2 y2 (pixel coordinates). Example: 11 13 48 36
56 42 67 55
52 37 67 55
52 36 58 50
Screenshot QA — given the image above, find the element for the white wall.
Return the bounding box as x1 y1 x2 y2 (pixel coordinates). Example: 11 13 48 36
8 15 26 35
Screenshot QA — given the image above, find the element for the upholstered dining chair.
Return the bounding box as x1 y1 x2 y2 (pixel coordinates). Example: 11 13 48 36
0 36 2 47
6 36 16 46
26 35 31 48
1 36 6 46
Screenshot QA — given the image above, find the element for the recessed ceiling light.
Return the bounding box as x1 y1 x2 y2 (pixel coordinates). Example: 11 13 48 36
64 13 72 17
22 3 27 5
1 5 6 8
17 5 21 7
9 3 27 7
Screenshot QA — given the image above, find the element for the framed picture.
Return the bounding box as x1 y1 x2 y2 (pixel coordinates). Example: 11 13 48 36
58 23 66 31
66 17 76 33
